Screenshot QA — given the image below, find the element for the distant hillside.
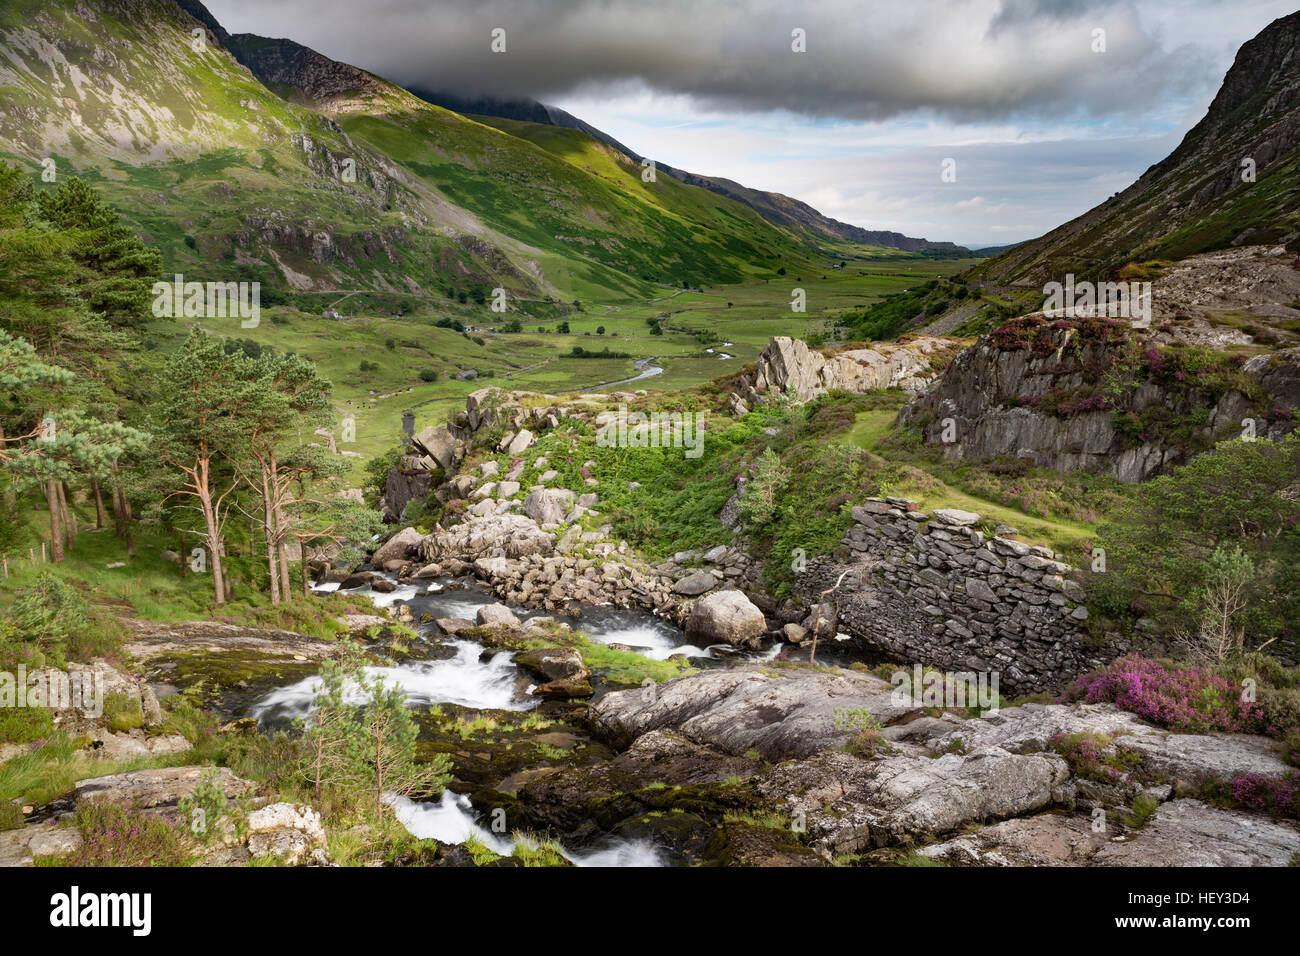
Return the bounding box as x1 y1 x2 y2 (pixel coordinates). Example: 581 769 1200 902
969 10 1300 286
410 88 972 257
0 0 898 308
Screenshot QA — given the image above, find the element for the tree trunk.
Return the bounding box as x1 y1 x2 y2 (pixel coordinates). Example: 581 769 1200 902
261 469 281 606
271 455 292 601
44 478 64 563
58 481 75 550
90 477 107 529
300 537 311 598
196 455 225 606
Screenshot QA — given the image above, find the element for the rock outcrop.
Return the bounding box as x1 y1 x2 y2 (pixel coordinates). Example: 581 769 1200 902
901 318 1298 482
727 336 951 414
585 664 1300 862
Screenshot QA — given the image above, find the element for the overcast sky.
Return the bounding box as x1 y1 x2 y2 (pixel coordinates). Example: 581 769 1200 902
203 0 1299 247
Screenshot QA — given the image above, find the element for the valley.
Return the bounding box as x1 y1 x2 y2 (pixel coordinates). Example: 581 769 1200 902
0 0 1298 883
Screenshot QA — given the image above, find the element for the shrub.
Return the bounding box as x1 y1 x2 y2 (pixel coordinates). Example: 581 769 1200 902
7 573 93 667
0 704 53 745
68 802 194 866
1059 656 1265 734
1198 771 1300 819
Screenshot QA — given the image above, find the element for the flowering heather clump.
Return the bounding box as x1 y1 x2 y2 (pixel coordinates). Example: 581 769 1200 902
1198 771 1300 820
68 803 193 867
1058 656 1265 734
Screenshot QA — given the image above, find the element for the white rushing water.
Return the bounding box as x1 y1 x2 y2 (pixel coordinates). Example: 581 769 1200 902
248 639 534 720
388 792 664 867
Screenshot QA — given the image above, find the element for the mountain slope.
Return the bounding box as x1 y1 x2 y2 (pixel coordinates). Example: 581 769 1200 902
224 30 833 295
0 0 553 307
411 89 970 256
969 10 1300 286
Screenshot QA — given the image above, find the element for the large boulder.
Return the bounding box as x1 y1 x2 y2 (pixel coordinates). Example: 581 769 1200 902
672 572 718 596
245 803 330 866
371 527 422 565
523 488 575 526
685 590 767 648
591 666 917 759
515 647 593 699
74 767 254 810
409 425 459 472
476 603 521 628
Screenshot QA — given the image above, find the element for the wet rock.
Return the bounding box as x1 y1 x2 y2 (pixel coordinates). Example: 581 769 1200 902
516 647 592 699
685 590 766 648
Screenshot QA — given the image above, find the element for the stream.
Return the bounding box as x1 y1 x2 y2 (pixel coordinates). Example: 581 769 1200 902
246 573 786 866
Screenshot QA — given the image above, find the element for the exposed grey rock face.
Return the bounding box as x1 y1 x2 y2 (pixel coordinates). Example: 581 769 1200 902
685 590 767 648
919 813 1116 866
591 666 913 758
0 825 83 867
1116 732 1294 786
515 646 592 699
729 335 948 410
523 488 575 527
371 526 422 565
901 322 1296 482
410 425 460 472
1093 799 1300 867
579 663 1299 861
245 803 330 866
672 571 717 596
74 767 254 810
757 747 1073 853
381 461 438 523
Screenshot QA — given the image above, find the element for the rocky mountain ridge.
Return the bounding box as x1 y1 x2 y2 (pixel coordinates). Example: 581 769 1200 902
969 10 1300 286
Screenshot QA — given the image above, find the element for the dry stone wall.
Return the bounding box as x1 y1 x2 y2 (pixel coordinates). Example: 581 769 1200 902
803 496 1122 694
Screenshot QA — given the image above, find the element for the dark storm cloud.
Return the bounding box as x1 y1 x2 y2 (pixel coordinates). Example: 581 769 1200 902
203 0 1214 121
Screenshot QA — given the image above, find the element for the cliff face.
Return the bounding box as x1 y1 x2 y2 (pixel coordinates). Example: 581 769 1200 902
901 317 1300 482
728 336 952 414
